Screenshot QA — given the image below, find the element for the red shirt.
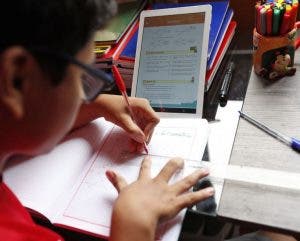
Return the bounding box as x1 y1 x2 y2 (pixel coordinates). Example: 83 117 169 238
0 180 64 241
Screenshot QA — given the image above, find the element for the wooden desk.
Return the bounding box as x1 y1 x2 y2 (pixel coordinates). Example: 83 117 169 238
218 50 300 233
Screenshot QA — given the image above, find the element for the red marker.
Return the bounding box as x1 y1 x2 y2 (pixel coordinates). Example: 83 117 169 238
266 8 273 35
256 4 264 34
291 3 298 29
280 12 291 35
112 65 149 154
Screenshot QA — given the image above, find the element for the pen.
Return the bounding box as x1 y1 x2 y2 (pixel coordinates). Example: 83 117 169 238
266 8 273 35
272 7 281 35
112 65 149 154
219 61 235 107
279 12 291 35
260 7 267 35
256 4 264 34
239 111 300 152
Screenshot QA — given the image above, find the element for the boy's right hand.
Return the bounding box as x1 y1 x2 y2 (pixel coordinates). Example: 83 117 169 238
106 156 214 241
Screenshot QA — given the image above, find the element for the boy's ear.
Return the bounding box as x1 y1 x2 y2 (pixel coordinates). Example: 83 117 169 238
0 46 30 120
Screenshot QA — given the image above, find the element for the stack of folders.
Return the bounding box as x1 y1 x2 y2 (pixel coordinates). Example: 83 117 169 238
93 0 147 67
95 1 236 91
255 0 298 36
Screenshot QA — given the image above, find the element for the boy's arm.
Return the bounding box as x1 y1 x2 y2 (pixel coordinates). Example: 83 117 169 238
73 94 159 143
110 206 156 241
72 96 106 130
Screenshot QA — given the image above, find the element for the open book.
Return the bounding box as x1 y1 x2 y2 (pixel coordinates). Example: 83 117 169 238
3 117 209 241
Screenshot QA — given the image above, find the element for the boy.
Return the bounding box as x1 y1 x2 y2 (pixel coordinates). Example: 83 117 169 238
0 1 214 241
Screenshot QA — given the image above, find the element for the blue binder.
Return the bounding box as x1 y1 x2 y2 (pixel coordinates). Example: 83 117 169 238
120 1 231 65
207 8 233 69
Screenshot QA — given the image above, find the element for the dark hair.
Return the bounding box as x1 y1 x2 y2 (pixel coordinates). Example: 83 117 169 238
0 0 116 84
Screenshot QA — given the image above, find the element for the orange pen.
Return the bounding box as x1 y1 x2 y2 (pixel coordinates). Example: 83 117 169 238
112 65 149 154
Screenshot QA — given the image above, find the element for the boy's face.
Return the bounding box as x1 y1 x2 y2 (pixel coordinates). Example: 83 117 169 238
0 40 94 155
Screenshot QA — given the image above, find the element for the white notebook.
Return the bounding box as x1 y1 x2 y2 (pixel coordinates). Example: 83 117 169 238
4 117 209 241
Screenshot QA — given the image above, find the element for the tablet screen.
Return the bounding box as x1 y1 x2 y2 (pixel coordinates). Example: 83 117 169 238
135 12 206 114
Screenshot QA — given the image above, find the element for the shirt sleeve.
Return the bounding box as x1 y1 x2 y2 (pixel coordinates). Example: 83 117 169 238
0 221 64 241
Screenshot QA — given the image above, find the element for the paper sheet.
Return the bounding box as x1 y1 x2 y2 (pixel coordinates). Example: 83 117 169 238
4 118 114 219
58 118 209 240
208 100 243 165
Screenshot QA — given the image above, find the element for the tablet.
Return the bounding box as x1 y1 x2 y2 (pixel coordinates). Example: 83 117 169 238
131 5 211 117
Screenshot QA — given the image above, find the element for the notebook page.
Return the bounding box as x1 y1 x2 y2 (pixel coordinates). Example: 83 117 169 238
3 118 113 220
55 118 209 240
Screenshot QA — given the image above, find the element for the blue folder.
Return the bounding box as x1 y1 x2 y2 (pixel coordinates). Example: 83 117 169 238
120 1 231 64
120 26 139 59
207 8 233 69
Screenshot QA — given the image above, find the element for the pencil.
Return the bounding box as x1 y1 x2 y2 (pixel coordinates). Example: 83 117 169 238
112 65 149 154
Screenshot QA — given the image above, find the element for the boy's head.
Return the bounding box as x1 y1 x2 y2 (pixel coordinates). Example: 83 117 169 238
0 0 116 156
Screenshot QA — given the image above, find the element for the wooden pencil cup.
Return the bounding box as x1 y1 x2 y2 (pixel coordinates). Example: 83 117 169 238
253 21 300 80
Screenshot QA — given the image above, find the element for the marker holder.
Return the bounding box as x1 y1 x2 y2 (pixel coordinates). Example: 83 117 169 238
253 22 300 81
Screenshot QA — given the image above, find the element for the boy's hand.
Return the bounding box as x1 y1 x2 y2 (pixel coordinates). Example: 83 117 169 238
74 94 159 146
107 157 214 241
99 94 159 144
